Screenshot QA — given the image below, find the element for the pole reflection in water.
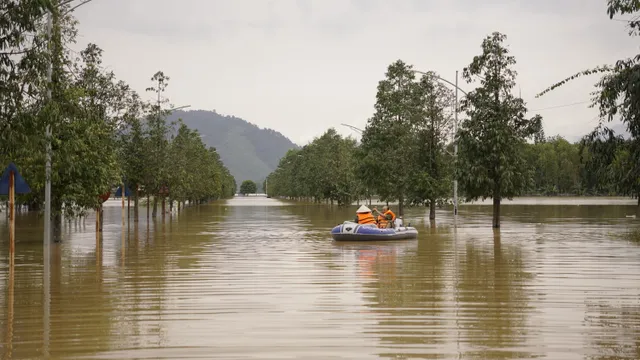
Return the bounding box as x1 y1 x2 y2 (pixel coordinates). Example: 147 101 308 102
43 239 50 359
1 197 639 359
4 253 15 359
121 227 125 266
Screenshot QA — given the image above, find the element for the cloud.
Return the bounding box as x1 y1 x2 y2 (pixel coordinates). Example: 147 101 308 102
71 0 637 145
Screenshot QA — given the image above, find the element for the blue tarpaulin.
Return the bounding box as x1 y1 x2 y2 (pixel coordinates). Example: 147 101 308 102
0 163 31 195
115 185 132 197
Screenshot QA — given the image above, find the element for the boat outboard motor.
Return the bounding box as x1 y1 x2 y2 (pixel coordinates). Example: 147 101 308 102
394 217 403 228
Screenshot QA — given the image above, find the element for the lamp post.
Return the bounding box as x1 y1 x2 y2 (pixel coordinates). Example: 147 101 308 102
168 105 191 112
411 70 468 220
340 123 363 134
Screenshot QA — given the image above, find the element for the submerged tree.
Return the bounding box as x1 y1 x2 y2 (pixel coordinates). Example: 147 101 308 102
457 32 543 228
406 72 455 219
358 60 417 216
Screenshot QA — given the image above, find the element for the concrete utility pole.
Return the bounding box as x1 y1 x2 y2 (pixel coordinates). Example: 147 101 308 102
453 71 458 218
44 7 53 245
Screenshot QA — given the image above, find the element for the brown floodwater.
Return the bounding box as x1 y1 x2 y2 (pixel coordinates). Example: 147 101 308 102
0 196 639 359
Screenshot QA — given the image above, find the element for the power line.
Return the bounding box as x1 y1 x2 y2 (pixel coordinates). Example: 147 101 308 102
530 100 591 112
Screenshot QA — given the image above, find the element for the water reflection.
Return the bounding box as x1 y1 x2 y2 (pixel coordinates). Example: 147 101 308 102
455 230 536 359
0 198 639 359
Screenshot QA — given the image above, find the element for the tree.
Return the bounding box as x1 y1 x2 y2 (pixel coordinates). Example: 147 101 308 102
358 60 417 216
118 90 147 219
406 72 455 219
537 0 640 215
457 32 543 228
239 180 257 195
144 71 173 216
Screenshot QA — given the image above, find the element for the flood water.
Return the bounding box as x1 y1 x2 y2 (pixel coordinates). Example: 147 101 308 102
1 196 639 359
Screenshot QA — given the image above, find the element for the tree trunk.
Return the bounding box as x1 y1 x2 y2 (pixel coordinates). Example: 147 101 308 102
146 195 150 220
398 197 404 217
133 187 139 222
492 197 501 228
429 198 436 220
636 195 639 217
152 197 158 217
52 212 63 242
99 207 104 232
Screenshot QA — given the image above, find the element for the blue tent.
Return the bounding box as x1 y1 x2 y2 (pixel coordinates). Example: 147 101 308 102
115 185 132 197
0 163 31 195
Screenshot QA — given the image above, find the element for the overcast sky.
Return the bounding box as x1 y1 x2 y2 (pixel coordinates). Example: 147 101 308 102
72 0 636 145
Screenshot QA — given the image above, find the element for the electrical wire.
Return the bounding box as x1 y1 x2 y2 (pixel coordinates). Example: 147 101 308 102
530 100 591 112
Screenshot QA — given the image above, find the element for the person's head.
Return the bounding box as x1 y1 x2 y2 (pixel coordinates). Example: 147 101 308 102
382 205 389 212
356 205 372 214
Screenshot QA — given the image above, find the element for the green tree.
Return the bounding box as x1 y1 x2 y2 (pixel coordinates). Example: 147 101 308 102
406 72 455 219
537 0 640 214
144 70 173 216
239 180 257 195
359 60 417 216
457 32 543 228
118 90 148 220
525 136 581 195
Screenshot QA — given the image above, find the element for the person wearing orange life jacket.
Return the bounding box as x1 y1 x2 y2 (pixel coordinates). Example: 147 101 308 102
354 205 377 225
374 205 396 228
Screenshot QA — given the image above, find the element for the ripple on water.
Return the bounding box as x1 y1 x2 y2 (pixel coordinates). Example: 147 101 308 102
0 200 639 359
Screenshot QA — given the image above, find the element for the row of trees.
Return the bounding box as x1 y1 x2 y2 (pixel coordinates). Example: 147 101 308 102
267 3 640 227
1 1 235 240
266 129 360 206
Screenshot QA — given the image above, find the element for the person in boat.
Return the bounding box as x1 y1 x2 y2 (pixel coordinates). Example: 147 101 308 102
374 205 396 228
354 205 377 225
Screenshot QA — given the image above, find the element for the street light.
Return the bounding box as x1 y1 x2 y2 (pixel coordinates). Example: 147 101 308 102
341 123 363 134
411 69 468 219
168 105 191 112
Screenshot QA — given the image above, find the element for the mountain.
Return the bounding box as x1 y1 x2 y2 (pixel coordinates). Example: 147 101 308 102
167 110 299 187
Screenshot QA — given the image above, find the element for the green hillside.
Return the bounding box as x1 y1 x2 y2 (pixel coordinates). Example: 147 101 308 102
167 110 299 189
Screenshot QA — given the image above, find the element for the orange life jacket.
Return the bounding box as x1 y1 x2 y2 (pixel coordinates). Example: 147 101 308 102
377 210 397 228
357 212 376 225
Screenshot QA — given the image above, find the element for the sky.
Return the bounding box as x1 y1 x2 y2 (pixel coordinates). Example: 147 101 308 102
71 0 637 146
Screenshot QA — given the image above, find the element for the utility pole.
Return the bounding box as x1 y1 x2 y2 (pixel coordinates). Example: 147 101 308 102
44 7 53 245
43 8 53 358
453 71 458 219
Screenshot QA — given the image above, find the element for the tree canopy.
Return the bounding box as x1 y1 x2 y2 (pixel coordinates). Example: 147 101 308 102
239 180 257 195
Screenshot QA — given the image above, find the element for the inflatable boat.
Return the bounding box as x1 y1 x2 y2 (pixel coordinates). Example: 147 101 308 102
330 221 418 241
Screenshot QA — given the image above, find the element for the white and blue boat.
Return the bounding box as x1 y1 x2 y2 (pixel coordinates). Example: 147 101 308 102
330 221 418 241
